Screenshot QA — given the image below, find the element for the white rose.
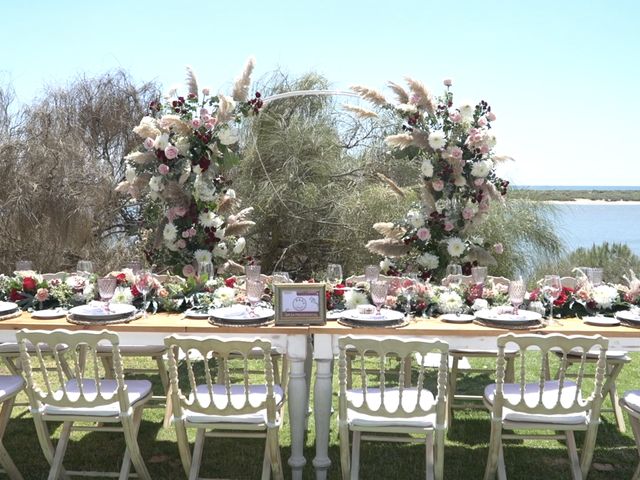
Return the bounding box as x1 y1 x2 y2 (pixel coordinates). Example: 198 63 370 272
163 223 178 242
153 132 170 150
233 237 246 254
406 209 425 229
416 252 439 270
421 160 434 178
458 102 475 121
380 258 393 273
471 159 493 178
213 242 228 258
149 175 164 192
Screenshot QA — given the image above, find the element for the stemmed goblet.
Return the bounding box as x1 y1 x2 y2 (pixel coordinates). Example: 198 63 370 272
76 261 94 279
446 263 462 287
136 270 154 318
542 274 562 324
246 264 261 282
364 265 379 284
97 277 117 313
327 264 343 288
246 280 264 317
471 266 488 299
508 277 526 316
370 280 388 318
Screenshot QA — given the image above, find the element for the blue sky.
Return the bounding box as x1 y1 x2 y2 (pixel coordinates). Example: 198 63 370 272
2 0 639 186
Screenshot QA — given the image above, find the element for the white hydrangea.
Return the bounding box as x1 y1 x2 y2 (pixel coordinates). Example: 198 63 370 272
416 252 439 270
458 102 475 121
218 127 239 145
149 175 164 192
471 159 494 178
175 136 191 156
193 174 217 202
591 285 619 309
153 132 170 150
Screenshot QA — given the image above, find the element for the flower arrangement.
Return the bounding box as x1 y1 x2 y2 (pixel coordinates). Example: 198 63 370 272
0 272 95 310
117 58 263 275
349 78 510 280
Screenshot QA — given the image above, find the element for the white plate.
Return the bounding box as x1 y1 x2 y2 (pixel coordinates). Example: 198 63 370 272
440 313 475 323
341 309 405 323
326 310 345 320
583 316 620 326
31 309 67 319
0 301 19 315
69 303 136 319
475 309 542 323
184 309 212 319
210 306 274 322
615 311 640 323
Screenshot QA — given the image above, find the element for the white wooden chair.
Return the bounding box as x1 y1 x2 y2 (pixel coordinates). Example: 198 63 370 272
164 335 285 480
620 390 640 479
483 333 608 480
0 375 25 480
338 335 449 480
17 329 153 480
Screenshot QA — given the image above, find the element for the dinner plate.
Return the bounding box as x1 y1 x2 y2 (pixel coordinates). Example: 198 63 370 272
475 309 542 324
0 301 19 315
341 309 405 323
583 316 620 326
615 310 640 323
69 303 136 320
31 309 67 319
210 306 274 322
440 313 475 323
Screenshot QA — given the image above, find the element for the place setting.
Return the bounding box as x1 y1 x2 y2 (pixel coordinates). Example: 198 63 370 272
336 281 410 328
473 277 544 330
0 301 21 321
615 308 640 328
66 277 141 325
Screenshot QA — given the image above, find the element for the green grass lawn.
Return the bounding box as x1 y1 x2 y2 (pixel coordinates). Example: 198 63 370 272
4 353 640 479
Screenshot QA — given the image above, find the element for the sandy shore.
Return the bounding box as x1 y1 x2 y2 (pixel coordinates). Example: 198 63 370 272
545 199 640 205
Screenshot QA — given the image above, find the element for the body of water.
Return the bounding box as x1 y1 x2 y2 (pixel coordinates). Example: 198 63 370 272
516 185 640 190
552 203 640 255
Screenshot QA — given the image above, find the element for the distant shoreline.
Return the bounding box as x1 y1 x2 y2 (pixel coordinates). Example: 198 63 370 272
545 199 640 205
510 189 640 202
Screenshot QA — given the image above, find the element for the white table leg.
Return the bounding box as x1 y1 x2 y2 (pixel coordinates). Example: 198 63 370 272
312 334 336 480
287 334 308 480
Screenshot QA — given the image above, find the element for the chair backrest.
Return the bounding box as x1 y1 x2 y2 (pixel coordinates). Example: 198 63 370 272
493 333 608 418
164 336 278 422
560 276 577 289
338 336 449 423
487 276 510 287
16 329 130 412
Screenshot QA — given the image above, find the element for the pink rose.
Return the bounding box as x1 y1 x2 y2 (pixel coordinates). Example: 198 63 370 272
174 207 187 217
486 112 496 121
164 145 179 160
187 227 197 238
191 118 201 128
181 230 190 238
416 227 431 241
462 207 475 220
474 178 485 186
432 179 444 191
449 112 462 123
158 163 170 175
143 137 155 150
443 78 452 87
202 88 210 96
477 117 488 127
176 239 186 249
480 144 490 154
206 118 218 129
449 146 463 159
444 221 454 232
493 243 504 254
35 288 49 302
385 295 397 308
182 264 196 277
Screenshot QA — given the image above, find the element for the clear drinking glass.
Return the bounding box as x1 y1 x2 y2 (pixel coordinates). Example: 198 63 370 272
471 266 488 285
97 277 118 312
15 260 33 272
364 265 380 283
124 261 143 275
272 271 291 283
327 264 343 287
542 274 562 323
446 263 462 287
197 261 215 280
588 268 603 286
135 270 154 317
246 280 264 316
246 264 261 282
508 277 526 316
370 280 389 317
76 260 94 277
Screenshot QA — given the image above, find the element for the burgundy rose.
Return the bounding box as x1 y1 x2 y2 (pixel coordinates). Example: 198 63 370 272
22 277 37 292
9 288 25 302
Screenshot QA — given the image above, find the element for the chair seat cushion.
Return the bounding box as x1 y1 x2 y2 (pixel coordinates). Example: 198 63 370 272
484 381 588 425
346 388 437 428
184 384 284 425
0 375 25 402
622 391 640 414
552 348 629 361
43 379 152 417
97 344 166 356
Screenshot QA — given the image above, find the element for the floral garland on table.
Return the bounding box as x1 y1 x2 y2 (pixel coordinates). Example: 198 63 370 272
0 272 95 310
117 58 263 276
349 78 509 281
527 271 640 318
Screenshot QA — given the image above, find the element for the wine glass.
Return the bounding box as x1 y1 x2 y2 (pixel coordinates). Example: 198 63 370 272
197 261 214 280
327 264 343 287
272 271 291 283
124 260 143 275
364 265 380 284
76 260 94 278
246 264 261 282
246 280 264 316
136 270 154 318
542 274 562 324
588 267 603 286
446 263 462 287
508 277 526 316
471 266 487 285
370 280 388 318
97 277 117 312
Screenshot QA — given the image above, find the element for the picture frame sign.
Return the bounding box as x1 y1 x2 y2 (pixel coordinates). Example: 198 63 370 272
274 283 326 326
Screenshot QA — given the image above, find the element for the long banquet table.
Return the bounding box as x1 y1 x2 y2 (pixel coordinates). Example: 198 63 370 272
2 312 640 479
